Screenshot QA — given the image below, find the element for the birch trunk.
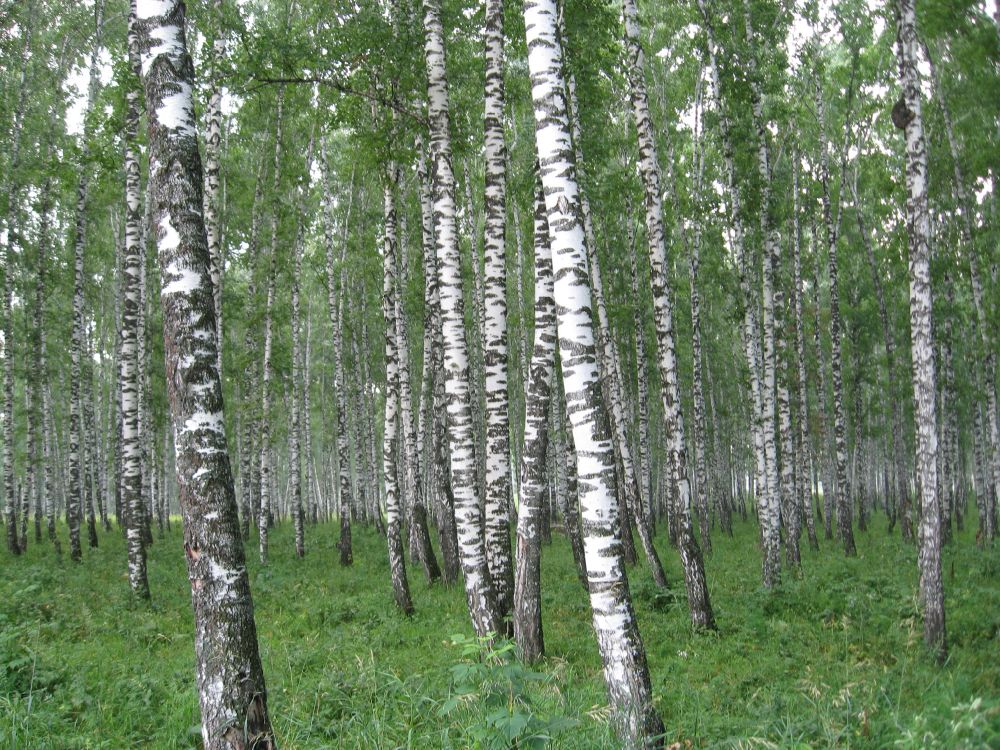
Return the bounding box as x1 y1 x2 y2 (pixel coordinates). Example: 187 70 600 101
382 169 415 615
421 0 500 636
204 0 225 379
482 0 514 628
816 87 856 556
895 0 946 660
525 0 665 741
513 175 555 664
259 88 285 566
417 144 460 582
624 0 713 620
793 162 819 551
135 0 277 743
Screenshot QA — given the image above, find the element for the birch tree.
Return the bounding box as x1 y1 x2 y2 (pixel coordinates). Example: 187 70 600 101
525 0 664 741
134 0 276 744
421 0 500 637
894 0 946 661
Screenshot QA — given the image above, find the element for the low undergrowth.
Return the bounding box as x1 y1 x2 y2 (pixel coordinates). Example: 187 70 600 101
1 511 998 748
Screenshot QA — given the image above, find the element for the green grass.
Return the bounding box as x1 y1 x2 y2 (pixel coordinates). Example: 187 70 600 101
1 512 998 748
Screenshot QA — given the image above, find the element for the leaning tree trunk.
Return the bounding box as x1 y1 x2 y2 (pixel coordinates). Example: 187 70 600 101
134 1 277 745
525 0 665 743
421 0 500 637
481 0 515 630
623 0 714 624
895 0 946 661
513 174 555 665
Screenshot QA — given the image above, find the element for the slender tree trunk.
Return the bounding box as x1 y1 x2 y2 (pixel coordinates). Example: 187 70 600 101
393 183 441 584
698 0 769 569
525 0 665 742
416 144 460 583
259 88 285 566
895 0 946 661
204 0 226 380
816 87 856 557
382 167 415 615
324 147 354 566
66 1 107 561
289 152 307 559
624 0 713 623
135 1 277 744
923 41 999 544
793 161 819 552
1 24 31 557
482 0 515 629
421 0 500 636
513 175 555 664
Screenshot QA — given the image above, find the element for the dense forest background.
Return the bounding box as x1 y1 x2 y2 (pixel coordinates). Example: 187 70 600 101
1 0 999 747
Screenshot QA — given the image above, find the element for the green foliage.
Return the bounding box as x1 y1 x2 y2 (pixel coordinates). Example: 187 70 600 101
439 633 578 748
2 516 999 748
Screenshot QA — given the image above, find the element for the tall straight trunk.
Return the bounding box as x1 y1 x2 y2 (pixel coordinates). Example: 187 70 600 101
923 42 999 544
417 144 460 583
736 1 785 582
629 214 653 538
67 0 107 561
204 0 226 379
240 165 265 541
138 240 154 549
289 165 306 559
421 0 500 637
560 42 641 572
513 175 555 664
776 247 800 566
83 335 99 549
793 161 819 551
23 370 37 552
382 168 415 615
812 235 835 540
259 88 285 566
135 1 277 745
816 87 856 557
482 0 514 628
678 91 712 556
698 0 768 568
393 183 441 584
524 0 665 743
895 0 946 661
1 23 31 556
324 147 354 565
623 0 713 623
33 177 61 558
303 316 316 525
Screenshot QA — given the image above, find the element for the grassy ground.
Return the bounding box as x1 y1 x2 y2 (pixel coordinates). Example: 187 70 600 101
1 512 998 749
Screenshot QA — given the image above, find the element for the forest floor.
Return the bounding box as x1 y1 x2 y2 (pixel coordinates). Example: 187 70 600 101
1 511 999 749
